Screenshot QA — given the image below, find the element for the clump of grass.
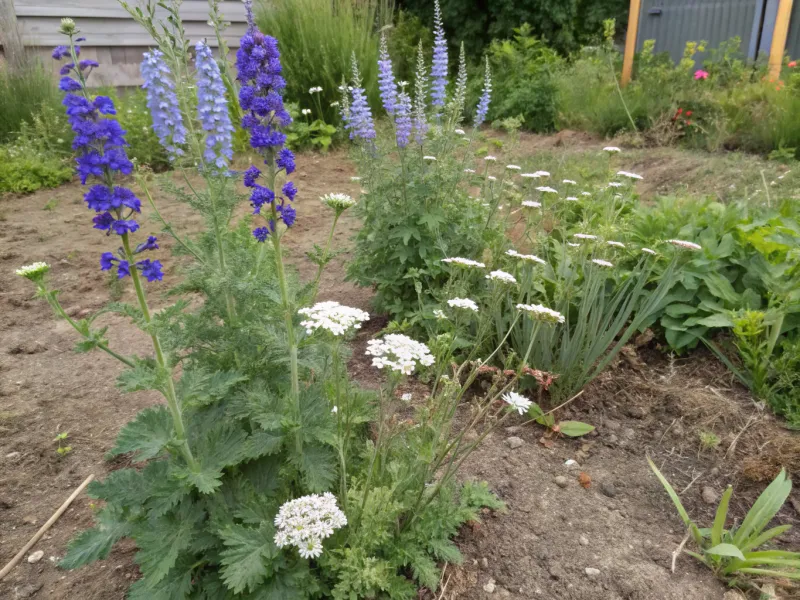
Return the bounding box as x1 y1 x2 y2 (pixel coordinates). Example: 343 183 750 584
256 0 388 123
699 430 721 451
0 59 60 143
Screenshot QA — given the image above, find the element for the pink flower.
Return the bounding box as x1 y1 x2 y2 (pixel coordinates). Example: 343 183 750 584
694 69 709 80
789 61 797 68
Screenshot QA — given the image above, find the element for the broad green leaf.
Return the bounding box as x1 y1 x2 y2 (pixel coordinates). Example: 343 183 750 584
107 405 173 462
696 313 734 328
60 506 130 569
741 524 792 553
218 523 278 594
648 458 693 528
664 303 698 318
127 554 195 600
711 486 732 547
87 468 149 508
527 402 545 419
184 422 251 494
293 443 336 492
702 272 740 305
706 543 745 560
133 503 201 585
558 421 595 437
116 358 166 393
733 469 791 547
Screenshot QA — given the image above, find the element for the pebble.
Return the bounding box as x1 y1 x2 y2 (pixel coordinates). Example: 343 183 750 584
584 567 601 578
579 534 589 546
483 578 496 593
604 418 621 431
5 452 21 460
506 436 524 449
605 434 619 446
27 550 44 564
622 427 636 440
600 482 617 498
497 587 511 597
626 406 647 419
701 486 719 505
555 476 568 488
481 557 489 569
14 584 43 599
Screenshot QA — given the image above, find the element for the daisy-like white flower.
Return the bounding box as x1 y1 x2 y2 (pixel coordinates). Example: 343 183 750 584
484 155 497 162
607 241 626 248
464 168 476 173
534 170 551 178
15 262 50 280
298 301 370 336
366 334 435 375
486 270 517 284
487 176 497 181
506 164 521 170
667 239 702 251
516 303 565 323
401 393 413 402
603 146 622 153
616 170 643 180
521 200 542 208
503 391 533 415
433 309 448 320
573 233 598 240
581 191 592 196
607 182 624 188
447 297 479 312
642 247 657 255
442 257 486 268
320 193 356 212
562 179 577 185
506 249 546 265
536 186 558 194
591 258 614 268
274 493 347 560
565 196 578 201
423 155 437 161
454 128 465 135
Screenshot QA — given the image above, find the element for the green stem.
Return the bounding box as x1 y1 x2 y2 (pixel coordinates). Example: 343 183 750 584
311 213 340 301
121 233 196 468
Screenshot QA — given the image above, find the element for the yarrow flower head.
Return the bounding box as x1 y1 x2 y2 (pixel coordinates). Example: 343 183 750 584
603 146 621 153
616 170 643 180
516 303 565 324
423 155 437 161
506 164 521 170
274 493 347 560
536 186 558 194
474 57 491 127
506 249 545 264
442 257 485 268
430 0 448 108
366 334 434 375
196 41 234 172
667 239 702 251
345 54 376 141
566 196 578 202
433 309 448 320
641 247 657 256
521 200 542 208
486 270 517 285
320 193 356 214
298 301 370 336
694 69 709 80
562 179 577 184
447 297 479 312
606 240 626 248
591 258 614 268
15 262 50 281
503 391 533 415
309 86 323 94
607 181 624 188
140 49 187 162
377 32 397 115
573 233 598 240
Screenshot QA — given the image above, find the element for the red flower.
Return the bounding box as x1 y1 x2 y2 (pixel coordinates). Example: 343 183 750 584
789 60 797 68
677 107 683 114
685 110 693 117
686 120 692 125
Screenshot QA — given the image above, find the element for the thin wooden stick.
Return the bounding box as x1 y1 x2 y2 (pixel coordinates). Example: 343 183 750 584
671 531 690 573
0 473 95 581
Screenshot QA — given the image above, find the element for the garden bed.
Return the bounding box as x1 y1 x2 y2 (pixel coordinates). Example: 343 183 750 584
0 141 797 599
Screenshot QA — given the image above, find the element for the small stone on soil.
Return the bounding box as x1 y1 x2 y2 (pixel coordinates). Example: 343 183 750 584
622 427 636 440
600 482 617 498
483 578 496 593
506 436 524 449
603 418 621 431
584 567 601 578
14 584 43 599
626 406 647 419
27 550 44 564
480 557 489 569
579 534 589 546
555 476 568 488
5 451 21 460
701 486 719 505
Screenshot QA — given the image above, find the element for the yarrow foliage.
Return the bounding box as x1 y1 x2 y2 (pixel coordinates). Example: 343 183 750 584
140 49 187 161
273 493 347 559
196 41 234 172
54 33 162 282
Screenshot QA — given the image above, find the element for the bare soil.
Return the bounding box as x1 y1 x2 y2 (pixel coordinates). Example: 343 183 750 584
1 140 798 600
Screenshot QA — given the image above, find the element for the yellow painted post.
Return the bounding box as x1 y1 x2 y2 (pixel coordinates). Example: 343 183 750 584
769 0 795 80
621 0 642 87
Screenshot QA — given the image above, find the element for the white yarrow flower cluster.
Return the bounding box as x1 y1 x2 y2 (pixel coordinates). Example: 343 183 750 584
423 155 437 161
298 301 369 336
667 239 702 251
641 247 657 255
503 391 533 415
321 193 356 212
521 200 542 208
447 297 479 312
566 196 578 202
366 334 435 375
486 270 517 284
607 181 624 188
506 249 546 265
433 309 448 320
15 262 50 279
506 164 521 170
562 179 577 185
581 191 592 196
616 170 643 180
274 493 347 559
536 186 558 194
607 241 626 248
464 168 476 173
592 258 614 268
573 233 598 240
301 108 312 115
483 155 497 162
454 128 466 135
442 257 485 268
309 86 323 94
603 146 622 153
516 303 565 323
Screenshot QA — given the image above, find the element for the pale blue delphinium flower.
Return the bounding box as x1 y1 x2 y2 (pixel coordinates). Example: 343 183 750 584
140 49 187 161
195 41 234 172
430 0 448 108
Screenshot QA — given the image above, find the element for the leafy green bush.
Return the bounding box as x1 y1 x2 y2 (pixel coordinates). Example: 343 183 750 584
0 59 60 143
0 143 72 194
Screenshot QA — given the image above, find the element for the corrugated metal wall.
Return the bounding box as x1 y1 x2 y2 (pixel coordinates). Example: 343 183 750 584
787 0 800 59
637 0 759 62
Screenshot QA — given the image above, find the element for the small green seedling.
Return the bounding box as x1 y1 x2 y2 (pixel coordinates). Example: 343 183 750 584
527 403 595 438
54 431 72 456
698 431 721 451
649 458 800 586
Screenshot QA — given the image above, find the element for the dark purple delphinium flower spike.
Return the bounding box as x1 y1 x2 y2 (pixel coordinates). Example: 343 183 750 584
54 30 161 283
378 32 397 115
430 0 448 108
236 24 297 240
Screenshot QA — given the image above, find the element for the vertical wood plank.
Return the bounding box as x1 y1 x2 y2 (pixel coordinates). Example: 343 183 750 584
0 0 27 71
622 0 643 87
769 0 795 77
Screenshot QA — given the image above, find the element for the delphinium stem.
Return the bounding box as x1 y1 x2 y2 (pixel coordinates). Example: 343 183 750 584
310 213 340 302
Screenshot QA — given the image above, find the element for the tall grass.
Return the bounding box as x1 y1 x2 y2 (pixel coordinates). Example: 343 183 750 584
256 0 390 123
0 59 60 143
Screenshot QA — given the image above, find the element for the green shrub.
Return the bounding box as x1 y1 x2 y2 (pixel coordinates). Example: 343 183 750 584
0 59 60 143
0 144 72 194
